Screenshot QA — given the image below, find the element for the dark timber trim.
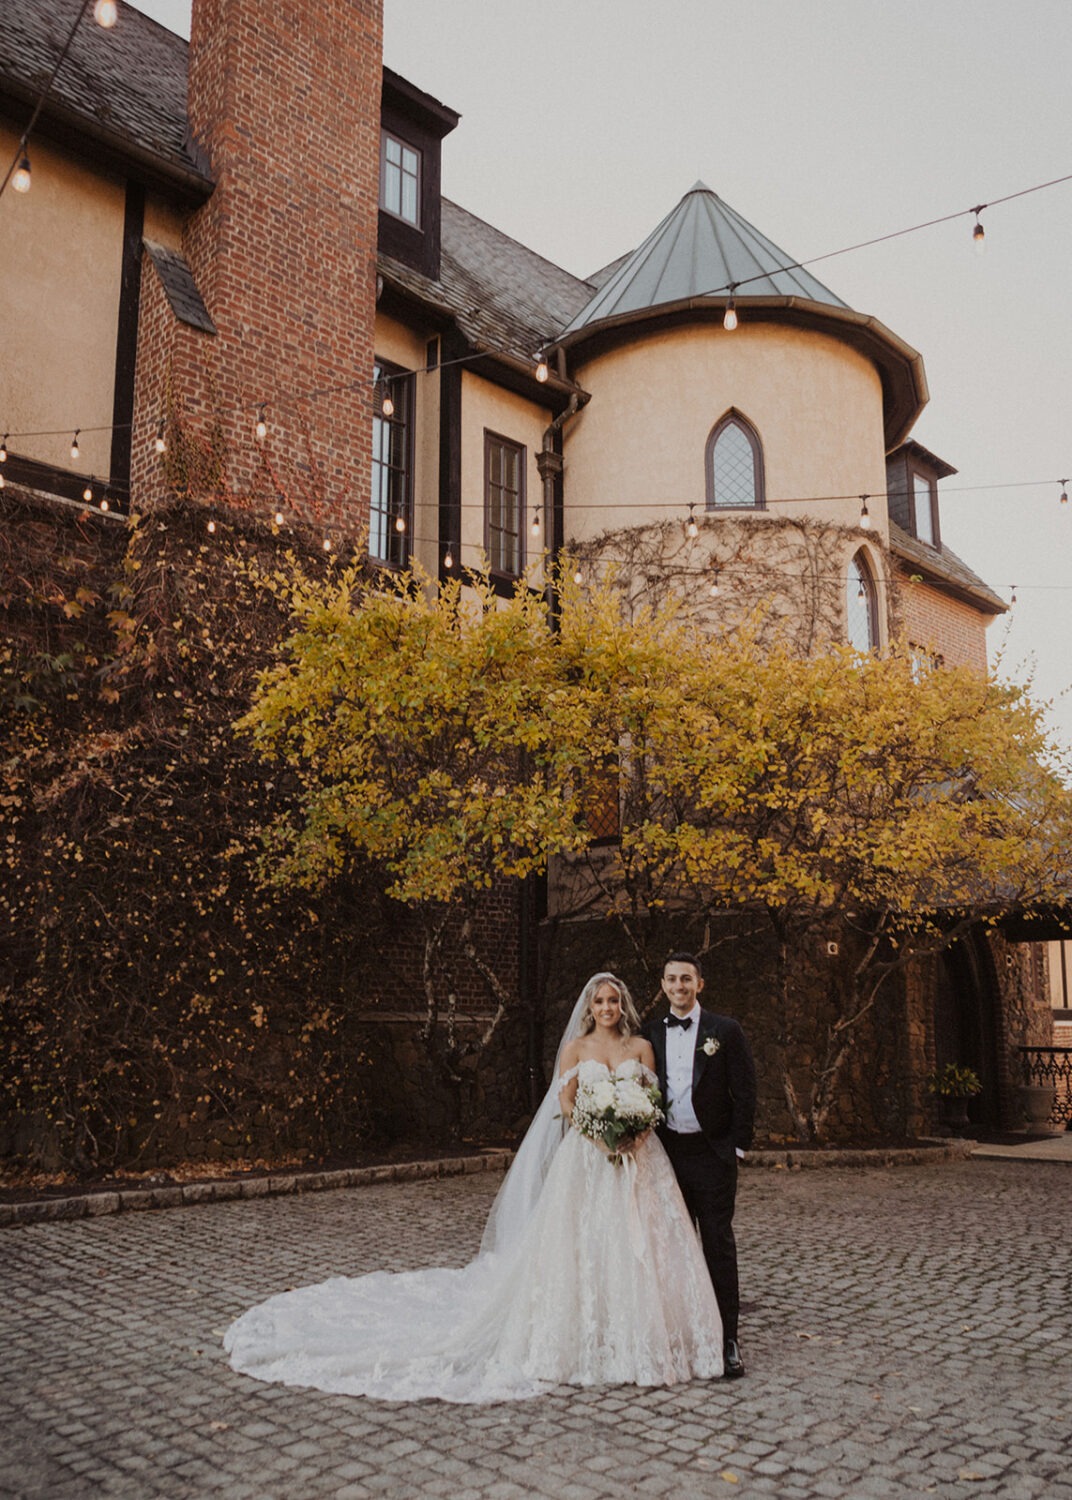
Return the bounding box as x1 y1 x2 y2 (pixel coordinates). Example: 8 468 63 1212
438 330 465 585
109 181 145 491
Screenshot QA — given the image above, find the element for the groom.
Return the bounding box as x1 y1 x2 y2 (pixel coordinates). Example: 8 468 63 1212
647 952 757 1379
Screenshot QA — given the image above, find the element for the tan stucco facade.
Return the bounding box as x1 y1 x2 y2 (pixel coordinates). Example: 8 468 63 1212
459 371 547 586
0 127 124 479
562 322 891 546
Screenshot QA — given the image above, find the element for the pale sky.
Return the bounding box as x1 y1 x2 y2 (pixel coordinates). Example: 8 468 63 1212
119 2 1072 751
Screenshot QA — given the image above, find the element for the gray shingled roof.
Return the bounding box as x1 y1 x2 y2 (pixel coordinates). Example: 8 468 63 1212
381 199 593 365
889 520 1006 615
558 182 847 341
0 0 209 192
144 241 216 334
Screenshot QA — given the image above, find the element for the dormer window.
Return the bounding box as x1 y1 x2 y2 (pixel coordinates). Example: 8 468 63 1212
380 131 421 226
885 441 954 549
912 471 936 547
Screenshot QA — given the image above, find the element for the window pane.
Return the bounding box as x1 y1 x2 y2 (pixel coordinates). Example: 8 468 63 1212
913 474 935 546
846 553 877 652
711 421 757 507
401 172 418 224
386 138 401 165
382 160 400 216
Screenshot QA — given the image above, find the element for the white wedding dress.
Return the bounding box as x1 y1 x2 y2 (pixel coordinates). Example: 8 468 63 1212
225 1057 723 1403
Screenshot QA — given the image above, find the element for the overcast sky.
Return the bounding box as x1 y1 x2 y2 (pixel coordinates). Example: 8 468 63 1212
121 2 1072 752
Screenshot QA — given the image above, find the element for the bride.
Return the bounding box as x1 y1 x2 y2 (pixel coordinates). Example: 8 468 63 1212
224 973 724 1402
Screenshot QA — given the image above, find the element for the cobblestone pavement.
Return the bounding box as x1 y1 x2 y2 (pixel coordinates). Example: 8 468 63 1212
3 1158 1070 1500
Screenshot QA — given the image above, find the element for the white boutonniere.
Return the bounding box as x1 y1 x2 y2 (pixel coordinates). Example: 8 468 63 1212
702 1037 720 1057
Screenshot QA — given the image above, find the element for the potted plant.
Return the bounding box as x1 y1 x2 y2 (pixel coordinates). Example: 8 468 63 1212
926 1063 982 1136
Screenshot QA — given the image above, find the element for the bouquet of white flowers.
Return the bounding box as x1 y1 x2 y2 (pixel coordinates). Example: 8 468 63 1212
571 1072 664 1165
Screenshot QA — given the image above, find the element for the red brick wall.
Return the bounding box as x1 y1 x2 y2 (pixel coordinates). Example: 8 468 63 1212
896 570 993 674
133 0 382 529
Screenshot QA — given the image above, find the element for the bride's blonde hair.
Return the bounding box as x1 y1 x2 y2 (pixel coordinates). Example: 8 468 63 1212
576 972 641 1038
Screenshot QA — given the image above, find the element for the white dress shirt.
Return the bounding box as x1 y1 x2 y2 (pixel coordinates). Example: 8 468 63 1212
664 1003 702 1133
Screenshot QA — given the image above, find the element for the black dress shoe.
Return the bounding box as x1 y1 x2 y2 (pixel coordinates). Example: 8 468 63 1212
723 1338 745 1379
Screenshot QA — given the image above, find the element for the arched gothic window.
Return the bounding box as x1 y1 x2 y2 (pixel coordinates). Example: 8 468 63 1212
846 550 879 652
705 411 765 509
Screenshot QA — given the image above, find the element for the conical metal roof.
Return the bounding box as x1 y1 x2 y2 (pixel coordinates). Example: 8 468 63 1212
556 182 847 340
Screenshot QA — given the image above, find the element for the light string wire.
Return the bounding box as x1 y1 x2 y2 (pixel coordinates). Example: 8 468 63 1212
4 167 1071 441
0 0 98 202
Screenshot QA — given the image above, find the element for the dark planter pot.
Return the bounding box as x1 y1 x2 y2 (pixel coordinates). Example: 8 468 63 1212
940 1096 973 1136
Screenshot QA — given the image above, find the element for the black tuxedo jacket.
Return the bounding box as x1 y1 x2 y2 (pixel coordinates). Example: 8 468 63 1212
647 1008 757 1162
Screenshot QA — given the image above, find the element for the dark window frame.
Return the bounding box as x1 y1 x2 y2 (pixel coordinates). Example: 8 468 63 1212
705 409 766 510
370 357 414 570
484 430 526 583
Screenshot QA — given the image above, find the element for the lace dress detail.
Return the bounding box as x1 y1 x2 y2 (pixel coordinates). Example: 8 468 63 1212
224 1061 723 1402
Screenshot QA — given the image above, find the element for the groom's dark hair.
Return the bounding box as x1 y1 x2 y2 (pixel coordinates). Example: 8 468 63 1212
664 951 703 977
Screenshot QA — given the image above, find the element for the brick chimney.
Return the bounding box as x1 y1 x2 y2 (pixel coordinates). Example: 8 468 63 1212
132 0 383 530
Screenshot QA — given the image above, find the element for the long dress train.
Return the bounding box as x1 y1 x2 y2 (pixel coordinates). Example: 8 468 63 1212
224 1060 723 1403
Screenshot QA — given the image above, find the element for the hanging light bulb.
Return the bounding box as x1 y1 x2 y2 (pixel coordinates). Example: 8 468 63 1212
0 472 4 491
154 418 166 455
394 514 406 533
535 352 549 383
93 0 118 25
12 155 31 193
686 503 699 539
530 507 541 536
1009 584 1017 605
83 484 93 503
972 211 985 255
207 518 216 533
0 436 8 463
99 496 110 512
573 567 583 585
723 295 738 332
274 509 285 526
709 568 720 598
859 495 872 529
856 579 866 601
322 536 332 552
1060 480 1068 506
70 430 81 460
255 405 267 441
381 381 395 418
444 543 454 569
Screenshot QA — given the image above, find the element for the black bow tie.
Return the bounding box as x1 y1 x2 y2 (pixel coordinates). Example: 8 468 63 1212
666 1014 694 1030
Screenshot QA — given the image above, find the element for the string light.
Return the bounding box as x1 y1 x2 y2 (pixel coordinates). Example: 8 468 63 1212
83 484 93 502
971 208 986 254
530 506 541 536
686 503 699 539
394 514 406 533
709 567 721 598
535 352 549 383
12 155 31 193
274 509 285 526
380 379 395 418
723 288 738 332
1060 480 1068 506
0 436 7 462
255 405 267 442
99 495 109 512
207 518 216 533
154 418 166 455
859 495 872 529
70 430 80 460
444 543 454 569
0 472 4 491
322 536 332 551
573 568 583 585
1009 584 1017 605
93 0 118 25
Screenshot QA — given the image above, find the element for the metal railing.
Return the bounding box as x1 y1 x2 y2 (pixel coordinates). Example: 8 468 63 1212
1018 1047 1072 1125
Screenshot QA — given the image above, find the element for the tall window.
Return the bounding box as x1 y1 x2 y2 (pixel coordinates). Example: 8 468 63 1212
912 472 936 546
380 132 421 226
706 411 765 509
846 550 879 652
371 360 412 567
485 432 525 577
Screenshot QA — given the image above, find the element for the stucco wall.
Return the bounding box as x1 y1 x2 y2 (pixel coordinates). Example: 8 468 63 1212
459 371 547 586
563 322 891 544
0 127 124 480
